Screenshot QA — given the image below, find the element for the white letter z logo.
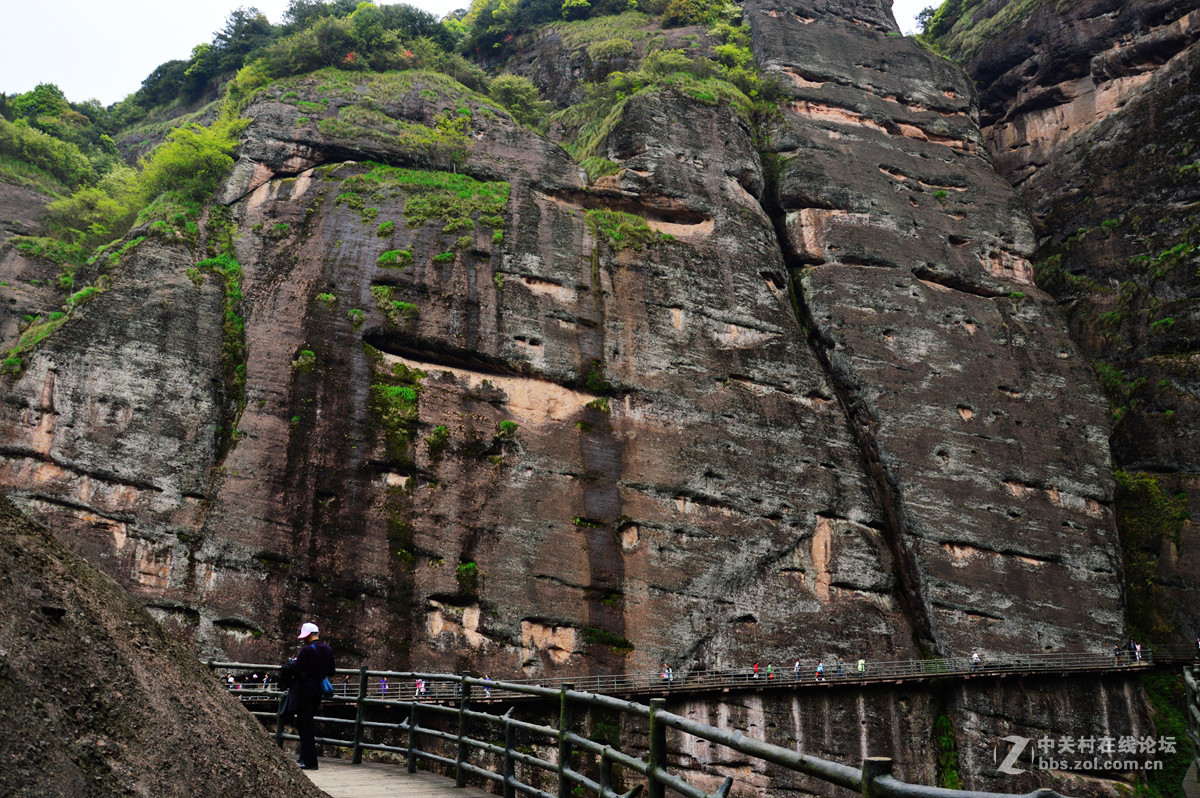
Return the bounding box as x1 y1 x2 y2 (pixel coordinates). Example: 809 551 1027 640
998 736 1030 775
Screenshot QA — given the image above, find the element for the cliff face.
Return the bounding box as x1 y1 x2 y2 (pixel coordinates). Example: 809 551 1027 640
0 0 1125 673
928 0 1200 639
0 0 1149 788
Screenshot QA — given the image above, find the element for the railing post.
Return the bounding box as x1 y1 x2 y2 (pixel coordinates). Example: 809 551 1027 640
648 697 667 798
503 712 516 798
558 683 575 798
861 757 892 798
352 665 368 764
274 690 287 748
408 699 421 774
599 749 613 798
456 675 471 787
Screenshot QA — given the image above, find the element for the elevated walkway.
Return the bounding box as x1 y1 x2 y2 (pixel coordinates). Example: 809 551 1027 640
303 760 489 798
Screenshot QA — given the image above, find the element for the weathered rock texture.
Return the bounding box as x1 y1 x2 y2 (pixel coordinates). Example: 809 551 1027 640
0 0 1156 790
751 0 1122 655
0 494 325 798
928 0 1200 638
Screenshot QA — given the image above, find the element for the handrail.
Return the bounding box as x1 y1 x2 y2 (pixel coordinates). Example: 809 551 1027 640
206 644 1197 701
203 665 1086 798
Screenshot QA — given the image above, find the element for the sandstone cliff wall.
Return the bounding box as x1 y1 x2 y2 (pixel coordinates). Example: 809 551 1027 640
0 0 1153 790
928 0 1200 640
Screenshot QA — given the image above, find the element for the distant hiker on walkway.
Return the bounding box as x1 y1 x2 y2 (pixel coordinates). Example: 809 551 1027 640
1134 642 1142 662
752 662 760 679
971 650 981 671
815 660 824 681
661 664 673 684
835 657 843 679
1113 644 1121 666
767 664 775 680
857 658 866 676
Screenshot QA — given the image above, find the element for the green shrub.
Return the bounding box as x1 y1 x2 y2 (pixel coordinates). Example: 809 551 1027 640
378 249 414 268
377 220 395 237
489 73 546 127
561 0 592 19
347 307 366 326
426 423 450 454
586 209 657 251
292 348 317 372
588 38 635 61
0 117 96 189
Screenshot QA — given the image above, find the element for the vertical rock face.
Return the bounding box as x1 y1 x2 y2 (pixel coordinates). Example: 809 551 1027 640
750 0 1123 654
928 0 1200 638
0 4 1142 784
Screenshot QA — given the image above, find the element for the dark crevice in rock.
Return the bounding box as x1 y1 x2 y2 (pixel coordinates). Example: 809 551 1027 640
911 266 1004 298
427 592 475 608
931 602 1006 623
756 158 938 653
535 188 711 227
212 617 263 635
363 330 526 378
936 539 1066 565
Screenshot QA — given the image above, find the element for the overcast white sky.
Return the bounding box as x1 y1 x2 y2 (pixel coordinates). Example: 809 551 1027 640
1 0 932 106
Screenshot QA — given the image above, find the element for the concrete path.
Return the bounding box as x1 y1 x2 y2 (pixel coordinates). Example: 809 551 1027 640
303 760 495 798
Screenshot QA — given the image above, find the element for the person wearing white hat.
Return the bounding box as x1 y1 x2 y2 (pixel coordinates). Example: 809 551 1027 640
292 621 335 770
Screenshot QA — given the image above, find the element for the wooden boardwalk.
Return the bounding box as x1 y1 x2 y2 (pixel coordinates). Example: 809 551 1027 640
303 760 495 798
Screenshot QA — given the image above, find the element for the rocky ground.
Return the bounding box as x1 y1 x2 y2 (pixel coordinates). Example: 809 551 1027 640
0 494 324 797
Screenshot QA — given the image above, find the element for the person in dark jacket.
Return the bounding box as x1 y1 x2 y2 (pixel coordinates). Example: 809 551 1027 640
293 621 335 770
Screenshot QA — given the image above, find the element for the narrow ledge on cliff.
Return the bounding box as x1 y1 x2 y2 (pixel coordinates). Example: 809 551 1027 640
910 266 1005 299
0 450 167 497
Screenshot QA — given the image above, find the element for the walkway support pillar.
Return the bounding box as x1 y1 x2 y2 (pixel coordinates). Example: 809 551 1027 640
352 666 368 764
408 699 421 773
558 683 575 798
862 757 893 798
648 698 667 798
502 711 516 798
456 675 471 787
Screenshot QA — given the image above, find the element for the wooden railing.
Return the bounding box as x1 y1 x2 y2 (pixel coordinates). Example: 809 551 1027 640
205 667 1081 798
211 645 1197 703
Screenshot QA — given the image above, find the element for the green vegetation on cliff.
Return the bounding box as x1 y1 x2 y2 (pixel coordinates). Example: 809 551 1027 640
919 0 1046 59
1114 470 1188 641
367 347 428 463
